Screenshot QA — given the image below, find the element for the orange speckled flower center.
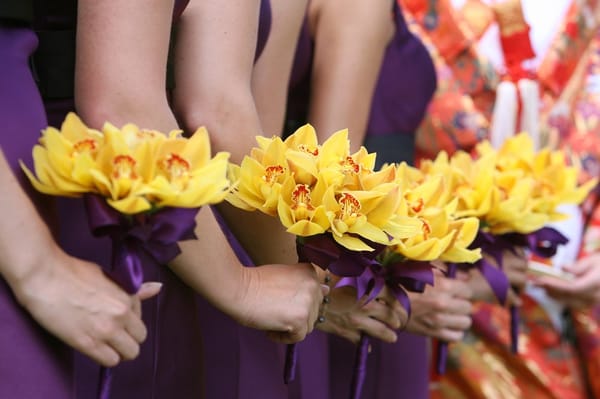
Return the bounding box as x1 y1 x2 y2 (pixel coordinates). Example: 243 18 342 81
163 153 190 181
113 155 137 179
341 156 360 174
73 139 97 154
411 198 424 213
291 184 314 211
263 165 285 184
339 193 360 218
298 144 319 156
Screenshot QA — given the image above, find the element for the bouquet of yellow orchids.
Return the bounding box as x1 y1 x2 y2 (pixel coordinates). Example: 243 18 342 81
21 113 230 398
228 125 431 385
22 113 229 291
226 125 483 392
22 112 230 397
421 133 596 368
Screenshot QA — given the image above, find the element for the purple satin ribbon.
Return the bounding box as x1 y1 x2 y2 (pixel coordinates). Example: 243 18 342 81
436 227 568 374
339 260 434 399
84 195 199 399
501 227 568 354
284 235 389 384
436 232 512 375
350 334 370 399
296 234 383 276
337 261 434 313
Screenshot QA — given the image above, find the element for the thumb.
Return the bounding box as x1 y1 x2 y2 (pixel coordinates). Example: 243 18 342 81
137 282 163 301
506 287 523 307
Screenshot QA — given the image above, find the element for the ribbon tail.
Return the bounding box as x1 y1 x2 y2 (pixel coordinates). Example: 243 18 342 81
436 339 449 375
436 263 457 375
350 333 370 399
97 366 112 399
111 239 146 294
283 343 298 384
510 303 519 354
478 259 510 305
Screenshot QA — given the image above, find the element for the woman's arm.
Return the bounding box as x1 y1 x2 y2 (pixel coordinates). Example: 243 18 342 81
307 0 395 150
172 0 262 164
172 207 326 343
173 0 308 266
251 0 309 136
76 0 178 131
0 150 157 366
75 0 325 339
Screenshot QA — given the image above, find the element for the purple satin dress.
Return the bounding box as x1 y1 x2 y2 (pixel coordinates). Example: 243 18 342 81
287 3 436 398
36 1 206 398
0 22 74 398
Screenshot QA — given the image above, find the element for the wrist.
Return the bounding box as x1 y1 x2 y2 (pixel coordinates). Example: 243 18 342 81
5 238 62 307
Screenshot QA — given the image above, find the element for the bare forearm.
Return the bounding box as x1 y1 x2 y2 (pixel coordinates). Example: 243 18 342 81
76 0 178 132
172 0 262 164
252 0 309 137
308 0 393 150
169 206 249 316
0 150 57 292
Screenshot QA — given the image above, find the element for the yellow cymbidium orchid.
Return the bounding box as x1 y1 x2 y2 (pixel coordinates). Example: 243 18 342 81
22 112 230 214
228 124 424 252
142 127 230 209
227 135 291 215
21 113 104 196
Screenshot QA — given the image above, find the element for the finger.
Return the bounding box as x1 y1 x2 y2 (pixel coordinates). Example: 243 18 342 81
563 257 595 276
362 300 401 329
266 330 305 345
137 282 163 301
130 296 142 318
443 279 474 300
125 313 148 343
535 276 580 293
455 270 471 282
507 288 523 307
444 297 473 316
355 316 397 343
429 313 472 331
107 330 140 361
88 343 121 367
435 328 466 342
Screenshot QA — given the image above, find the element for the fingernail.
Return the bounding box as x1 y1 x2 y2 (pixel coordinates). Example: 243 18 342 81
321 284 330 295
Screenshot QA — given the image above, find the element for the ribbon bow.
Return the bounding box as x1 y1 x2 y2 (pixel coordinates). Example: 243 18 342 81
84 195 199 294
84 195 199 399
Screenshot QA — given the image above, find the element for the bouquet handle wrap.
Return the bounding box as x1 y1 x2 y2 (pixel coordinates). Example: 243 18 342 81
349 334 370 399
339 261 433 399
435 262 457 375
283 235 388 384
502 227 569 354
436 231 513 375
84 195 198 399
510 293 520 353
